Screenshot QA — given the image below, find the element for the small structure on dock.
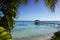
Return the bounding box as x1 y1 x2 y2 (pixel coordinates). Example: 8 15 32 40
34 20 40 25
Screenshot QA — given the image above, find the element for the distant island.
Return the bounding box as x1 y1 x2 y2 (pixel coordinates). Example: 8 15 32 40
34 20 40 25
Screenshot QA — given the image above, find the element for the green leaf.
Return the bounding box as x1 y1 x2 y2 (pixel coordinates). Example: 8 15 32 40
35 0 39 3
44 0 58 11
0 27 12 40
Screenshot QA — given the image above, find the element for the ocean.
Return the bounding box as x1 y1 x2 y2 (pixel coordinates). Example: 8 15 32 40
11 21 60 39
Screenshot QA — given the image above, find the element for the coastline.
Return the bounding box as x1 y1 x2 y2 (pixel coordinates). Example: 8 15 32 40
13 34 52 40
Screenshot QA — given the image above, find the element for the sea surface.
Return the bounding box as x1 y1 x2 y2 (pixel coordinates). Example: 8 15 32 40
11 21 60 39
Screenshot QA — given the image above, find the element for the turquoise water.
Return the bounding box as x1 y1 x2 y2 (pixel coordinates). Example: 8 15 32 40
11 21 60 38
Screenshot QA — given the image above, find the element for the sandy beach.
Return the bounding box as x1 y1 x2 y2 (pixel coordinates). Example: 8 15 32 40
13 35 52 40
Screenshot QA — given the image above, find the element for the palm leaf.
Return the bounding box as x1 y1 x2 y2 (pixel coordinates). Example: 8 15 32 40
35 0 39 3
18 0 28 5
0 0 28 40
44 0 58 11
0 27 12 40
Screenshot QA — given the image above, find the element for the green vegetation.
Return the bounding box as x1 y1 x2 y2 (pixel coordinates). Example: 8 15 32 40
0 27 12 40
0 0 28 40
0 0 59 40
0 0 28 32
45 0 58 11
51 31 60 40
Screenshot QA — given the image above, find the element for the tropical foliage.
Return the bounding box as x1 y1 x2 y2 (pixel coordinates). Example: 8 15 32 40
0 0 28 32
51 31 60 40
0 0 59 40
0 0 28 40
0 27 12 40
45 0 58 11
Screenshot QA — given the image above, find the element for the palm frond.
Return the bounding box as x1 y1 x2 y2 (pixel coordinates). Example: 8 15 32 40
18 0 28 5
44 0 58 11
0 27 12 40
0 0 28 32
0 0 28 39
35 0 39 3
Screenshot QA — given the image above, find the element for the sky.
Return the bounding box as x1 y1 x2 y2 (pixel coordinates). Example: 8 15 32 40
0 0 60 21
15 0 60 21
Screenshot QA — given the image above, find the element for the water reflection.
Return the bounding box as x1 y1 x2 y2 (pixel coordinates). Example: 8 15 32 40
19 24 29 26
35 25 40 28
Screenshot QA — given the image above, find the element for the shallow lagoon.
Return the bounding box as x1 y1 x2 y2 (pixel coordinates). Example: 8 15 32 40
11 21 60 40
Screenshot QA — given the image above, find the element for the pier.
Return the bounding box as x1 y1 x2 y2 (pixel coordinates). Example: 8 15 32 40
40 21 60 26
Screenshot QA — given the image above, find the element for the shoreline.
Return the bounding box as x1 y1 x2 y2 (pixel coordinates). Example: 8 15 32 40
13 34 52 40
